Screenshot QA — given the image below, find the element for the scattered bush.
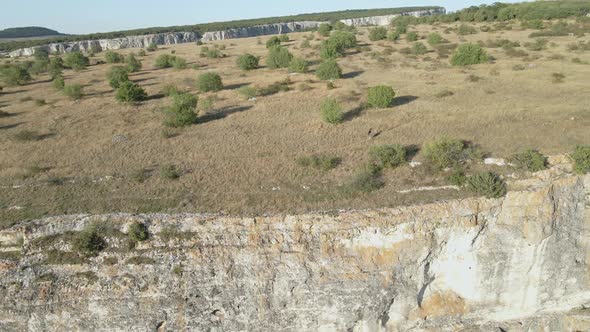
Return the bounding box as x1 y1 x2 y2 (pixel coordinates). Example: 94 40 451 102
237 53 260 70
34 99 46 106
369 27 388 41
288 57 308 73
155 54 174 68
412 42 428 55
316 59 342 80
73 225 106 257
238 86 257 100
63 52 89 71
451 43 489 66
345 164 384 194
422 137 467 169
256 78 292 96
130 168 150 183
457 24 477 35
200 46 223 59
126 54 142 72
369 144 406 168
104 50 124 63
160 164 181 179
266 46 293 69
508 149 547 172
171 56 187 69
48 57 64 79
571 146 590 174
551 72 565 83
447 169 467 186
427 33 444 46
52 76 65 90
164 92 198 127
138 49 147 57
146 43 158 52
300 39 311 48
107 66 130 89
406 31 419 42
198 95 215 112
524 38 548 51
318 23 332 37
0 65 31 86
64 84 83 100
367 85 395 108
435 90 454 98
320 98 343 124
296 155 341 171
128 222 149 242
266 36 282 48
387 31 401 41
115 81 147 103
467 172 507 198
320 31 357 58
197 72 223 92
279 34 289 42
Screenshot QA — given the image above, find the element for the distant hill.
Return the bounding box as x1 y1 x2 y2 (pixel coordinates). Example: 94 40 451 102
0 27 65 39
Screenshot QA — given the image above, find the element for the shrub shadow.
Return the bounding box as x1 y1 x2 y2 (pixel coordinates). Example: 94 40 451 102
405 144 421 160
342 71 364 79
145 93 165 101
392 95 419 107
343 105 365 122
198 105 252 124
0 122 24 130
224 83 250 90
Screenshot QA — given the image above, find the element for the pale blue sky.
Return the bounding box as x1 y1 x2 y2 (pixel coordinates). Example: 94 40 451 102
0 0 522 34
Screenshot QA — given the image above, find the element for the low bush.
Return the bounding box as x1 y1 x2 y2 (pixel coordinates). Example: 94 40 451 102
73 225 106 257
369 144 406 168
447 169 467 186
427 33 445 46
126 54 142 72
0 65 31 86
551 72 565 83
155 54 174 68
571 146 590 174
13 130 42 142
387 31 401 41
237 53 260 70
48 57 64 79
412 42 428 55
197 72 223 92
171 56 187 69
238 86 257 100
138 49 147 56
164 92 198 127
300 39 311 48
316 59 342 80
146 43 158 52
288 57 308 73
200 47 223 59
369 27 388 41
64 84 83 100
115 81 147 103
296 155 341 171
266 36 282 48
422 137 467 169
318 23 332 37
458 24 477 35
345 164 384 194
104 50 124 63
266 46 293 69
406 31 419 42
128 222 149 242
256 79 292 96
52 76 65 90
467 172 507 198
451 43 489 66
367 85 395 108
508 149 547 172
64 52 89 71
320 31 357 58
320 98 343 124
107 66 129 89
160 164 181 179
279 34 289 42
524 38 548 51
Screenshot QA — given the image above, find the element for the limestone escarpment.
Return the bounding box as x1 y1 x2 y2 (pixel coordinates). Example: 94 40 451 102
5 8 446 57
0 159 589 331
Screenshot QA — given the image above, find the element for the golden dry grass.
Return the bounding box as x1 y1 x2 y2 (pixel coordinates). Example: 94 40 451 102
1 21 589 227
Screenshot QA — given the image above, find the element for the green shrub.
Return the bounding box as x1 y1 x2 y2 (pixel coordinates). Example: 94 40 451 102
146 43 157 52
406 31 419 42
29 59 48 75
198 95 215 112
523 19 544 30
63 52 89 71
115 81 147 103
64 84 83 100
288 57 308 73
73 225 106 257
128 222 149 242
427 33 444 46
447 169 467 186
33 48 49 62
318 23 332 37
412 42 428 55
387 31 401 41
52 76 65 90
367 85 395 108
238 86 257 100
458 24 477 35
160 164 181 179
369 27 388 41
138 49 147 57
237 53 260 70
279 34 289 42
571 146 590 174
508 149 547 172
48 57 64 79
345 164 384 194
34 99 46 106
0 65 31 86
451 43 489 66
200 47 223 59
266 36 282 48
107 66 130 89
316 59 342 80
164 92 198 127
320 98 343 124
369 144 406 168
155 54 174 68
257 79 292 96
467 172 507 198
320 31 357 58
197 72 223 92
104 50 124 63
266 46 293 69
422 137 466 169
171 56 187 69
296 155 341 171
126 54 142 72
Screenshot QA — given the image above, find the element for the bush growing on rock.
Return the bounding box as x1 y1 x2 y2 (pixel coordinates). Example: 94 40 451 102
320 98 343 124
197 72 223 92
266 36 282 48
63 84 83 100
369 27 388 41
107 66 130 89
115 81 147 103
467 172 507 198
73 225 105 257
451 43 489 66
126 54 142 72
367 85 395 108
369 144 406 168
164 92 198 127
0 65 31 86
422 137 467 169
571 146 590 174
237 54 260 70
266 46 293 69
128 222 149 242
104 50 125 63
64 52 89 71
288 57 308 73
508 149 548 172
316 59 342 80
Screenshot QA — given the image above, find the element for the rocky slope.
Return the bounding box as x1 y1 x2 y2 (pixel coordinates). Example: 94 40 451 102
4 8 445 57
1 157 589 331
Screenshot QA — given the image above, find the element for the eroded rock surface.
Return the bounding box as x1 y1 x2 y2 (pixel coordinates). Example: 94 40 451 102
0 159 589 331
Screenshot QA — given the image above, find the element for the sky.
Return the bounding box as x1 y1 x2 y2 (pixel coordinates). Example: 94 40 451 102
0 0 523 35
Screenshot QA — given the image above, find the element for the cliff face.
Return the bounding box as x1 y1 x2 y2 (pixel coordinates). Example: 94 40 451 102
0 159 589 331
5 9 446 57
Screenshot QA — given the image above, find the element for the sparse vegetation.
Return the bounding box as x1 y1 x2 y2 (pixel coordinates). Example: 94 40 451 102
508 149 547 172
297 155 341 171
320 31 357 58
406 31 419 42
104 51 124 64
344 164 384 194
160 164 181 179
288 57 308 73
0 65 31 86
369 27 388 41
107 66 129 89
422 137 469 169
369 144 406 168
128 222 149 242
73 225 106 257
411 42 428 55
458 24 477 35
367 85 395 108
266 36 282 48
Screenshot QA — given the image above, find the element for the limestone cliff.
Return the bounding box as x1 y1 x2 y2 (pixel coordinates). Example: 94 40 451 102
5 8 446 57
0 158 589 331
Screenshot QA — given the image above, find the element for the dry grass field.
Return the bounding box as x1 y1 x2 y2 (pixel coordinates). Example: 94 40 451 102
1 21 589 228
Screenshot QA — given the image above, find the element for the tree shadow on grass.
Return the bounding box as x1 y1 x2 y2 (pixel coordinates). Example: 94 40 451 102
392 95 419 107
198 105 252 124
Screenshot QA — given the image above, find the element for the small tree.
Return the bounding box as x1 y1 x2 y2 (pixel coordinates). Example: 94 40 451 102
197 72 223 92
320 98 343 124
369 27 388 41
115 81 147 103
316 59 342 80
266 36 282 48
126 54 142 72
164 92 198 127
451 43 489 66
266 46 293 69
64 52 89 71
367 86 395 108
104 50 125 63
237 54 260 70
369 144 406 168
288 57 308 73
107 66 130 89
318 23 332 37
64 84 83 100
